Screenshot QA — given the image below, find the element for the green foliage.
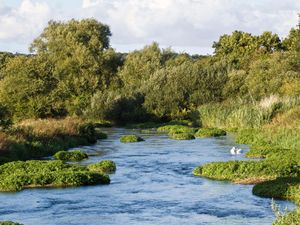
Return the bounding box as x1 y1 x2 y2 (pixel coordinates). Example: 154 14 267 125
195 128 226 138
272 209 300 225
88 160 116 173
193 159 300 182
53 150 88 161
120 135 144 143
0 160 110 192
157 125 197 135
94 128 108 139
170 133 195 140
0 118 101 163
253 177 300 201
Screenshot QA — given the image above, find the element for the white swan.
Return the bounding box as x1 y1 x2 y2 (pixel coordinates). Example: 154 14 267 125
230 146 243 154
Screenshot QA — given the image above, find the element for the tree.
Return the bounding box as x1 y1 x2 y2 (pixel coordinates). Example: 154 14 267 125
118 42 163 94
30 19 115 115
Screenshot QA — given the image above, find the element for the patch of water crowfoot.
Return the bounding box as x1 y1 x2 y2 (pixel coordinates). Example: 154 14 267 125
157 125 197 135
195 128 226 137
53 150 88 161
0 160 111 192
170 133 195 140
120 135 144 143
88 160 116 173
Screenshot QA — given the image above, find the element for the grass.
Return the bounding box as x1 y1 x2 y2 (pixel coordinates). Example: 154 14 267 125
87 160 116 173
0 160 110 192
195 128 226 138
120 135 144 143
170 133 195 140
0 117 108 163
53 150 88 161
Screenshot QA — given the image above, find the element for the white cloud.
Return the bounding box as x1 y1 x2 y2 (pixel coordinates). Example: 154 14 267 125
82 0 101 9
0 0 300 54
0 0 51 44
80 0 300 54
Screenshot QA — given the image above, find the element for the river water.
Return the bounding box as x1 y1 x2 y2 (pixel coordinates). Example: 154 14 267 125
0 128 294 225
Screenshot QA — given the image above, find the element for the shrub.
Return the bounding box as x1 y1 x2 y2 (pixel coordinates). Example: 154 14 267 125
195 128 226 138
120 135 144 143
170 133 195 140
53 150 88 161
88 160 116 173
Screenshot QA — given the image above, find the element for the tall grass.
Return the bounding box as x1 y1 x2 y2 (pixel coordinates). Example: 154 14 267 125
0 117 106 163
198 96 300 130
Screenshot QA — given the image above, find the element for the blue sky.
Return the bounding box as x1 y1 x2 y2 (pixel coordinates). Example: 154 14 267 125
0 0 300 54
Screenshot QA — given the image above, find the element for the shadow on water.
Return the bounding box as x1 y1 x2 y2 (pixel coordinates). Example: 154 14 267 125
0 128 295 225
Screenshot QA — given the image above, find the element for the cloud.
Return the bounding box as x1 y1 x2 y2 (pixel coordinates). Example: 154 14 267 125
0 0 300 54
82 0 101 9
0 0 51 44
80 0 300 54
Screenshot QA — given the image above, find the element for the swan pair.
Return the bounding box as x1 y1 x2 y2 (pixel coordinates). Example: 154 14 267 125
230 146 243 155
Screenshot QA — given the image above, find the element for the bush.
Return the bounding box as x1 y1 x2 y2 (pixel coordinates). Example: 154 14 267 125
195 128 226 137
120 135 144 143
88 160 116 173
0 160 110 192
53 150 88 161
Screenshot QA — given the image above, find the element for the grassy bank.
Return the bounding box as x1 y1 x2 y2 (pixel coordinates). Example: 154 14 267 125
0 117 107 164
194 101 300 224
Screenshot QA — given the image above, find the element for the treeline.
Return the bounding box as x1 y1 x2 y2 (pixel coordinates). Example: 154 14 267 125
0 18 300 125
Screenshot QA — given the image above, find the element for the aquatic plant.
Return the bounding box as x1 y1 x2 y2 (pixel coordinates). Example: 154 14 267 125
170 133 195 140
0 160 110 192
157 125 197 135
120 135 144 143
88 160 116 173
195 128 226 138
53 150 88 161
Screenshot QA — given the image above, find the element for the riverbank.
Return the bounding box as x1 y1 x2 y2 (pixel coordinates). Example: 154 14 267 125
0 117 108 164
194 103 300 224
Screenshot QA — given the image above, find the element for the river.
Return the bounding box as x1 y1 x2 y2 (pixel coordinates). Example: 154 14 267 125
0 128 294 225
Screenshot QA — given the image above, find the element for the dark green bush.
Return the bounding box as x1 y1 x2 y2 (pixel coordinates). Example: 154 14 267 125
88 160 116 173
53 150 88 161
120 135 144 143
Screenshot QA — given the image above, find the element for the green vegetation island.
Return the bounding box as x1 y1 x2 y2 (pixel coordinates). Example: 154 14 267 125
0 17 299 224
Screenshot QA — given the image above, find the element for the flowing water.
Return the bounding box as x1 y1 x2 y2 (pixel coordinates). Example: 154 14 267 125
0 128 294 225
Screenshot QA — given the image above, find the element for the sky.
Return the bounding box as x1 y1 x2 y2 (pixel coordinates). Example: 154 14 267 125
0 0 300 55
